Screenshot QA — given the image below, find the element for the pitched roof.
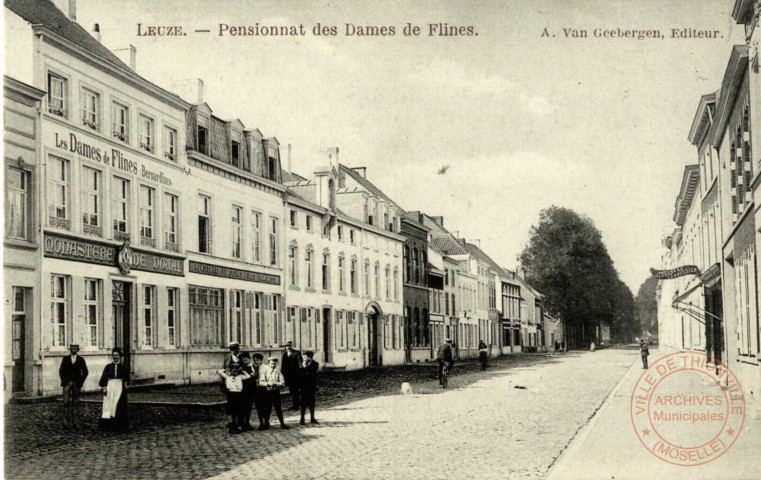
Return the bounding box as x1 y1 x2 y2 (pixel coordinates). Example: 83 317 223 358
430 235 468 256
282 169 308 183
339 164 404 212
462 242 510 277
6 0 129 69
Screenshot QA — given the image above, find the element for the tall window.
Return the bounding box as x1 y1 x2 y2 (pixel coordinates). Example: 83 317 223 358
112 102 129 142
49 156 69 224
112 176 130 240
84 279 100 348
81 88 99 130
350 258 358 294
252 293 263 346
269 217 278 266
47 72 66 116
197 125 208 154
51 275 68 347
290 210 297 227
338 254 346 292
306 247 314 288
164 126 177 161
251 211 261 263
164 193 179 251
167 288 178 346
322 251 331 291
306 216 312 231
393 268 399 300
350 229 355 244
139 115 154 152
403 246 410 282
143 285 155 346
374 263 380 298
364 260 370 296
189 286 224 346
139 186 155 246
232 206 243 259
198 194 211 253
6 167 29 240
231 290 243 344
289 243 298 287
338 226 344 241
81 167 101 234
412 249 419 283
385 265 391 299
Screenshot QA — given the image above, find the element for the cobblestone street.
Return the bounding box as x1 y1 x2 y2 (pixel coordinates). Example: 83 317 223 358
5 349 637 479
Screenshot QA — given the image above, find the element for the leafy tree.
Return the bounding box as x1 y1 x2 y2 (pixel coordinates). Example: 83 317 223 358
519 206 636 348
635 276 658 337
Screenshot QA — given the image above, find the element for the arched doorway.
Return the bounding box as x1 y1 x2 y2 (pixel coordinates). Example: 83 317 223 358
366 302 383 366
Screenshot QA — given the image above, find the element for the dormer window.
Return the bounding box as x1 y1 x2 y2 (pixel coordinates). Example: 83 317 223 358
268 157 277 181
197 126 208 154
231 141 240 168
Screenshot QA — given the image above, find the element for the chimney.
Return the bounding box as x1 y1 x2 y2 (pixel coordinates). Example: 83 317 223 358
470 239 481 247
517 267 526 280
171 78 204 104
68 0 77 20
112 45 137 71
92 24 101 43
351 167 367 178
287 143 292 175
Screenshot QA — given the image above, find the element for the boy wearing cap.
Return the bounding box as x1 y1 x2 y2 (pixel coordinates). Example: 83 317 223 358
300 350 319 425
251 353 268 430
59 344 88 428
259 357 289 429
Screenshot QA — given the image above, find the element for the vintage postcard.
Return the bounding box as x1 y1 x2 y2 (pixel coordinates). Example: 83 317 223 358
2 0 760 479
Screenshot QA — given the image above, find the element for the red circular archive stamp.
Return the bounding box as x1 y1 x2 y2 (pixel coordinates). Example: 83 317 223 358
630 351 745 466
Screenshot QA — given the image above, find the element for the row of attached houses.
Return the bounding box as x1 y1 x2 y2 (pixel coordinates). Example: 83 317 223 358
2 0 555 401
657 0 761 416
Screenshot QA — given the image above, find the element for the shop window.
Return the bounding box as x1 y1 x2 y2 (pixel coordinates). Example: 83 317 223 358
189 286 225 346
230 290 243 344
167 288 178 347
6 167 30 240
84 279 100 348
51 275 68 347
143 285 156 346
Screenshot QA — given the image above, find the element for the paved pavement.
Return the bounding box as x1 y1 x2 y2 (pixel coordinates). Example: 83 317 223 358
5 349 637 479
548 349 761 480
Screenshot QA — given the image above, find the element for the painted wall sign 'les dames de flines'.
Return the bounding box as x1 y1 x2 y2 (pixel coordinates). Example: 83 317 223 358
188 261 280 285
650 265 702 280
44 232 184 276
55 131 173 185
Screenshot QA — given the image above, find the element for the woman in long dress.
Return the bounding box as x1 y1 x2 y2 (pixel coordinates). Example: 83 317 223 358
98 348 129 431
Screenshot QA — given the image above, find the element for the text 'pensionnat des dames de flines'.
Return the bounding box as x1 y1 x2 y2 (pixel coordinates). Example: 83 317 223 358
136 23 478 37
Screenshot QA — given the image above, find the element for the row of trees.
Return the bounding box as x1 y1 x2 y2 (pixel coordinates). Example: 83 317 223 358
519 206 643 349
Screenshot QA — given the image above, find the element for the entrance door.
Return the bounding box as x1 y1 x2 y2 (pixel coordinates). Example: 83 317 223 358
322 308 332 364
112 281 132 376
11 287 26 393
368 313 380 366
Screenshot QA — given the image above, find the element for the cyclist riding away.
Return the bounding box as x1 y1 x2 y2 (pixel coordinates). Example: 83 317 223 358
436 338 455 387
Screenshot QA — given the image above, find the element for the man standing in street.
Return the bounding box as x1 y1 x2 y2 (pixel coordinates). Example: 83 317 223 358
224 341 241 370
281 341 303 411
436 338 454 386
59 344 88 429
300 350 319 425
640 338 650 369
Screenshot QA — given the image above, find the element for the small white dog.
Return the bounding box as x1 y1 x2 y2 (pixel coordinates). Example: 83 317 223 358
400 382 413 395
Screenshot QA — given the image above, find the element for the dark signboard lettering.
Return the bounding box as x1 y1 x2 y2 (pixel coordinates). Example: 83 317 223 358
44 232 184 276
188 261 280 285
650 265 701 280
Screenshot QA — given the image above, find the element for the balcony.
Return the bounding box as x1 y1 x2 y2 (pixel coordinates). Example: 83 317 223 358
114 230 130 242
48 105 65 117
83 224 102 237
140 236 156 248
82 118 98 131
49 216 70 230
164 241 179 253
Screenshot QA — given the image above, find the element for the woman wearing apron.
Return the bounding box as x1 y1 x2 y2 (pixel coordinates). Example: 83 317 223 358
99 348 129 431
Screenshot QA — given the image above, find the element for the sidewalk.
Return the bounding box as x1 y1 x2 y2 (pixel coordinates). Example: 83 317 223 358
548 349 761 480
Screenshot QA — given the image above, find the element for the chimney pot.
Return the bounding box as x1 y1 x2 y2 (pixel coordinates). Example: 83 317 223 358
92 23 101 43
287 143 292 175
197 78 204 104
68 0 77 20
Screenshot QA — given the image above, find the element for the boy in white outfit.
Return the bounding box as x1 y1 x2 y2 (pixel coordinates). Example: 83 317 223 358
218 364 250 434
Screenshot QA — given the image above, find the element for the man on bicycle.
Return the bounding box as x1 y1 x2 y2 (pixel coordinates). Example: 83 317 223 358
436 338 454 386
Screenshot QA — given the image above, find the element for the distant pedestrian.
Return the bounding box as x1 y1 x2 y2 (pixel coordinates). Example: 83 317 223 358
436 338 455 386
260 357 289 429
281 341 303 411
59 344 88 429
239 352 256 431
300 351 319 425
478 341 488 371
218 363 250 434
252 353 268 430
640 338 650 369
98 348 129 432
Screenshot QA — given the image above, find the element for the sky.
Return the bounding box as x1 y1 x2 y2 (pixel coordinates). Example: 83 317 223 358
68 0 746 292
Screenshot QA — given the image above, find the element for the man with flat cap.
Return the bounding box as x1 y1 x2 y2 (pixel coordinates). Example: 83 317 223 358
224 341 241 371
59 344 88 428
281 340 303 410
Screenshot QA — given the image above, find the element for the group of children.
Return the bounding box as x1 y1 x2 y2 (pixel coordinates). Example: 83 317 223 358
218 350 318 434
